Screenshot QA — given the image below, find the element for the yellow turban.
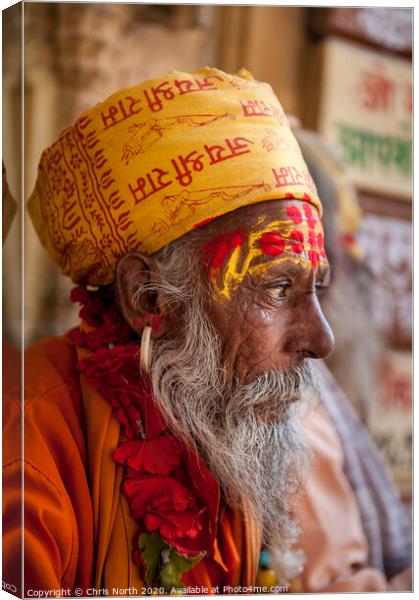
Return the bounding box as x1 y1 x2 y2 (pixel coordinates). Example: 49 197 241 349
28 67 321 285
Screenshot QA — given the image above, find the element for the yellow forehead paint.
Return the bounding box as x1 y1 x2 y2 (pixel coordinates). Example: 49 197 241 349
202 202 327 301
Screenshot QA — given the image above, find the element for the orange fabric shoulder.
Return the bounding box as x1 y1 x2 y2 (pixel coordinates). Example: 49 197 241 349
4 336 94 595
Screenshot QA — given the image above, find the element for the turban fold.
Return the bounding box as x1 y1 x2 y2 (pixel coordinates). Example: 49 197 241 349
28 67 321 285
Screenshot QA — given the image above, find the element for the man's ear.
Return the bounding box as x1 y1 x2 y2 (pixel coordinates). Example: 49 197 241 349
115 251 167 338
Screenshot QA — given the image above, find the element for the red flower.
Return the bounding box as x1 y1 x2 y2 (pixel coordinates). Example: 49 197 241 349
70 284 217 567
71 285 105 327
68 327 86 347
113 436 182 475
123 474 195 519
78 343 166 439
123 474 208 556
70 285 134 350
144 508 206 556
70 285 91 305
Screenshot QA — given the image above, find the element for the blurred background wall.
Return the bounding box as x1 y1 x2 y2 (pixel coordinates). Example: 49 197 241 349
2 3 412 497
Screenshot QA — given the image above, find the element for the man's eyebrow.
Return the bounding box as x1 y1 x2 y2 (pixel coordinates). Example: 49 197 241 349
259 259 331 280
261 260 305 279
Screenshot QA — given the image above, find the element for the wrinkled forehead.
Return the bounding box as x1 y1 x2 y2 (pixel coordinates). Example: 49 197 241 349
198 198 324 237
197 198 328 300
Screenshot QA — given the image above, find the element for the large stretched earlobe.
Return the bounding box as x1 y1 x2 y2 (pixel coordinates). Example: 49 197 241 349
115 251 167 338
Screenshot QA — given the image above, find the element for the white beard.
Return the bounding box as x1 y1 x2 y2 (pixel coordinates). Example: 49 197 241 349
130 236 320 582
148 288 319 581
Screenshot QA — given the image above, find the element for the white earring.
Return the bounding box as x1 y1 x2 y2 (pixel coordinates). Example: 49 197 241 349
140 326 153 373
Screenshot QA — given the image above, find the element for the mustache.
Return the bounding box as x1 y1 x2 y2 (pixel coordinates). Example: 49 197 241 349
251 361 318 397
228 360 319 421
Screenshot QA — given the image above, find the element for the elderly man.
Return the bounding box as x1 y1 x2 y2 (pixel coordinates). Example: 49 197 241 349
3 68 406 596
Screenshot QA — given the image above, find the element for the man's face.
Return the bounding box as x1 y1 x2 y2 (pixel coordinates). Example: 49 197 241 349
116 198 331 550
198 199 335 388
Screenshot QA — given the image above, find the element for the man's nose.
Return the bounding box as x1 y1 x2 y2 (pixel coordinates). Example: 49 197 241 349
287 295 335 360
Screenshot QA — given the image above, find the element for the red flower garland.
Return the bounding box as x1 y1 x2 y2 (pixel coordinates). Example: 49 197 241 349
70 286 215 574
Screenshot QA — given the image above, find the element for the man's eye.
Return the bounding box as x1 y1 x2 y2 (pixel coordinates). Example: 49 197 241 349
267 282 291 298
315 282 329 295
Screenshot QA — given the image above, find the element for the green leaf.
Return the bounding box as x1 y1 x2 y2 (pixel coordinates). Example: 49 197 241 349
138 532 170 586
159 549 205 592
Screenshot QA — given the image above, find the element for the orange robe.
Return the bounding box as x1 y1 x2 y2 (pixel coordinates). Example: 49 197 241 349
4 336 407 594
3 336 260 596
3 340 22 597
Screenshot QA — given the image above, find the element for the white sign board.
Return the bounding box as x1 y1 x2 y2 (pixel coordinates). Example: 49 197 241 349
317 38 412 199
368 349 412 498
358 213 412 346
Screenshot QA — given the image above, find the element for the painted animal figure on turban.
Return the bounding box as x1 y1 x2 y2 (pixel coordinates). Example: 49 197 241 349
3 68 411 596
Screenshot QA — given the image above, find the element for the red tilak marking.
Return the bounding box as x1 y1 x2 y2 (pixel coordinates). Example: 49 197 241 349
286 205 303 224
290 229 304 254
202 228 245 277
303 203 317 229
308 250 319 267
317 232 326 256
260 232 286 257
211 241 231 271
230 231 244 248
308 229 317 250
